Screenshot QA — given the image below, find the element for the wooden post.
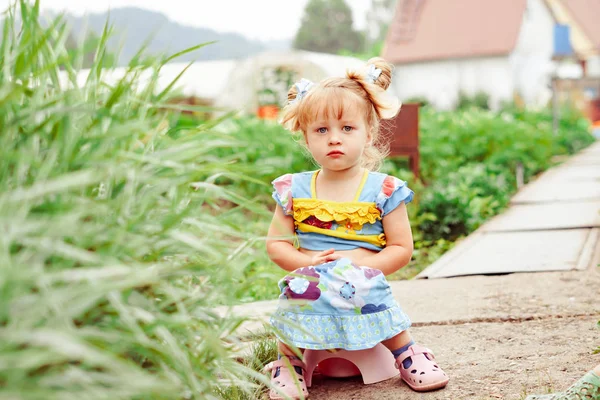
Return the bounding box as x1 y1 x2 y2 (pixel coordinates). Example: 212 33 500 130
381 103 420 179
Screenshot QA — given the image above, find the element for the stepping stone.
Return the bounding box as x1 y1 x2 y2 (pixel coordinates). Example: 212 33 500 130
418 228 598 278
512 180 600 203
482 201 600 231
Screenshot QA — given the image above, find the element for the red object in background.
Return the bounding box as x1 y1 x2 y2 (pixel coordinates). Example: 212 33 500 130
257 105 279 120
587 98 600 123
381 103 420 179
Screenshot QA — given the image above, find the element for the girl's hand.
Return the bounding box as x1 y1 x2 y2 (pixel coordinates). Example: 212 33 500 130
311 248 342 266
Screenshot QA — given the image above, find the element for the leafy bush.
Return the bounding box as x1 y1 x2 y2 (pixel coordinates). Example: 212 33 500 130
419 107 556 183
404 96 431 107
457 91 490 110
417 163 511 241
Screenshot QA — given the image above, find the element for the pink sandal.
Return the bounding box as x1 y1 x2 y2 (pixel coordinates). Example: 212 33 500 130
263 357 309 400
395 344 449 392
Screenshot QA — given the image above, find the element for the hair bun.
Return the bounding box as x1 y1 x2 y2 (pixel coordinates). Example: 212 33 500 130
287 85 299 104
365 57 393 91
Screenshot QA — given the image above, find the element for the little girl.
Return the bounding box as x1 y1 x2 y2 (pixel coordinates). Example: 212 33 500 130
264 57 449 399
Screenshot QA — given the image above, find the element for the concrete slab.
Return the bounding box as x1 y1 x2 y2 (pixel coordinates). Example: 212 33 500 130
512 158 600 201
482 201 600 231
565 155 600 165
416 228 596 279
580 149 600 157
540 164 600 181
578 142 600 155
511 180 600 203
565 143 600 164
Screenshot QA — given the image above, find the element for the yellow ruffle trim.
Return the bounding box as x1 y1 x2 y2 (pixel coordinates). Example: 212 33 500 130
297 222 386 248
293 198 381 225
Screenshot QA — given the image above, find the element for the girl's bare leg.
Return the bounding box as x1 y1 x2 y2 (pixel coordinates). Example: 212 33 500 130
278 341 304 358
381 330 413 351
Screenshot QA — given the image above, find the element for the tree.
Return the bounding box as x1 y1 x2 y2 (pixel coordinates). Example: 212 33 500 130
64 31 117 69
293 0 364 54
365 0 398 45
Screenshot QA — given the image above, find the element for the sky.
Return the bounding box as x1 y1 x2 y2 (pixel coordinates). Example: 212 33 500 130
0 0 372 42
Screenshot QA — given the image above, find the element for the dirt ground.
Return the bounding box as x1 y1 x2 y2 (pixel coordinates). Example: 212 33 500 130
308 315 599 400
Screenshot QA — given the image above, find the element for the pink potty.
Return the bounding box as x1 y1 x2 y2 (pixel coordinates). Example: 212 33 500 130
303 343 399 387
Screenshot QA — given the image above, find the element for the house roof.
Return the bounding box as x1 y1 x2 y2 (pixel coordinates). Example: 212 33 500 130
561 0 600 52
382 0 528 64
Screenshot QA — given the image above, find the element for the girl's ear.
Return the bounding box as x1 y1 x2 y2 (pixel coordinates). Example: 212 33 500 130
366 129 373 146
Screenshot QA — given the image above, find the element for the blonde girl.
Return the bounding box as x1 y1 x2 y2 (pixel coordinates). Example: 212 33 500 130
264 57 449 399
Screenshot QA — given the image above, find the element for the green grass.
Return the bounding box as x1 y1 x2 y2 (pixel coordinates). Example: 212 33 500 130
1 1 270 398
215 336 278 400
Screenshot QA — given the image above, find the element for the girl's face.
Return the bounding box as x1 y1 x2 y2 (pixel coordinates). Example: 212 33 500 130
304 109 371 172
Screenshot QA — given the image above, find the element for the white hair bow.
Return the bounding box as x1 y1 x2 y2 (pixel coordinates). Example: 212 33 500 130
290 78 315 104
366 64 382 84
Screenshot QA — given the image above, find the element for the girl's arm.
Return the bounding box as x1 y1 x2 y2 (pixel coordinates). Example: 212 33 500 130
353 202 414 275
266 205 340 271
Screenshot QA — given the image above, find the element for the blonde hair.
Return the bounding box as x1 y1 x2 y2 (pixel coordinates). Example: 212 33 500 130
280 57 401 171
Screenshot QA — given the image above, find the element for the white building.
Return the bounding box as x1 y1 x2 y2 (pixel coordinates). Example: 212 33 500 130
382 0 600 111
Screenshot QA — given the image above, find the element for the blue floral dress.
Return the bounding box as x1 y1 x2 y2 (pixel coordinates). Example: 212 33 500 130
270 170 414 350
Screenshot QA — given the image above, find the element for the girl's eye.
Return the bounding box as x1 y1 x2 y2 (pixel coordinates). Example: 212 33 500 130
317 127 327 134
343 126 353 132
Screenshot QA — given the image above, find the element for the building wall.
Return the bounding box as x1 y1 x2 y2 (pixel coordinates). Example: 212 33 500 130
390 56 514 110
509 0 556 107
587 56 600 77
390 0 555 110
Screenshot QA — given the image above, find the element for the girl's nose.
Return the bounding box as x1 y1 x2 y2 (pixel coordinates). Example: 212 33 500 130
328 131 342 145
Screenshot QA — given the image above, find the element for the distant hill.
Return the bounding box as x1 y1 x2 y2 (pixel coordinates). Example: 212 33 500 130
53 7 291 66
